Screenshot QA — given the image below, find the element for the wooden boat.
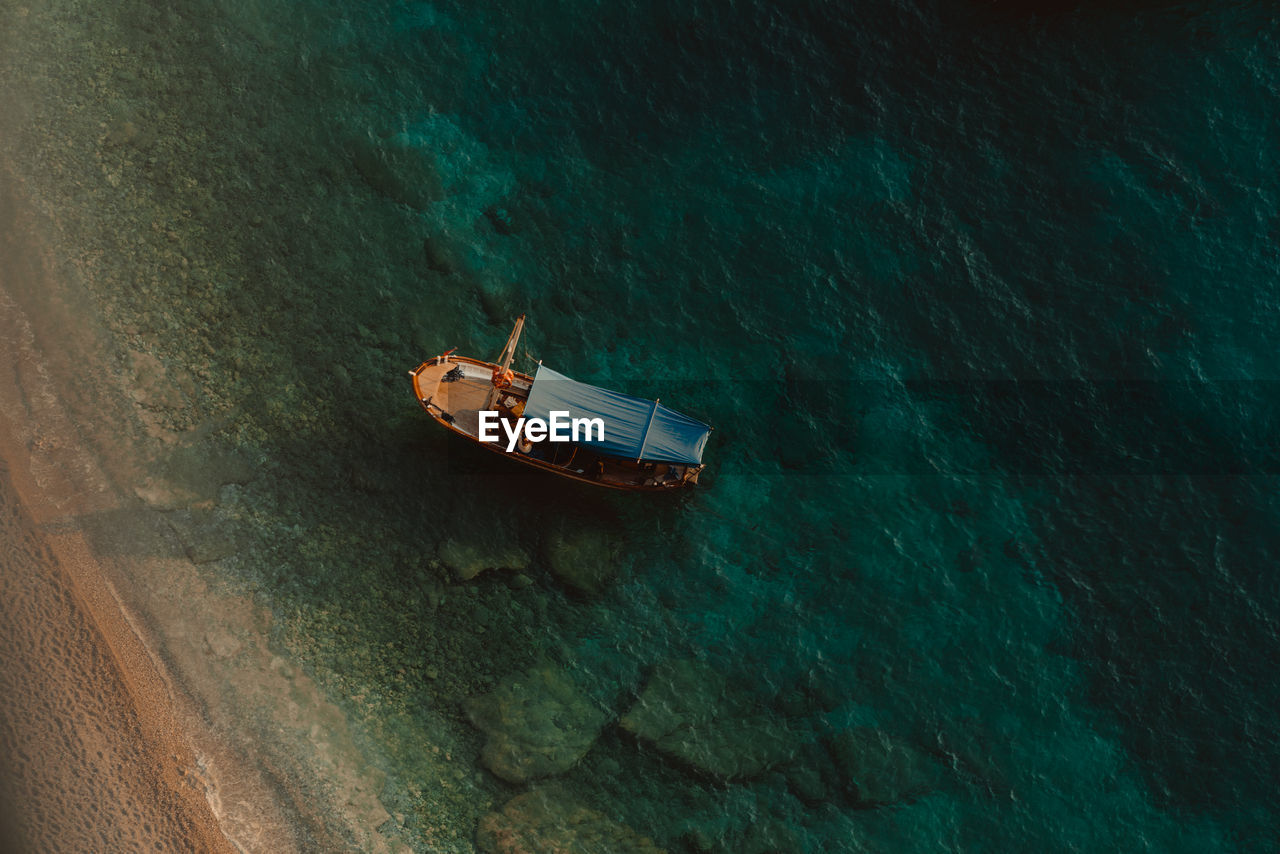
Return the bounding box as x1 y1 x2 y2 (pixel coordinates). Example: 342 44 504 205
408 316 711 490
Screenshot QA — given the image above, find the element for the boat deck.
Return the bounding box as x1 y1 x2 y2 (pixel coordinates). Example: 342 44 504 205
413 359 531 439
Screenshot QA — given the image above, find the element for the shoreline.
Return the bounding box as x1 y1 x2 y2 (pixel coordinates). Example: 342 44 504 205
0 188 243 849
0 168 405 852
0 454 238 854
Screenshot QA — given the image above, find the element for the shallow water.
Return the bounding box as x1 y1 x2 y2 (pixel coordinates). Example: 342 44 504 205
3 0 1278 850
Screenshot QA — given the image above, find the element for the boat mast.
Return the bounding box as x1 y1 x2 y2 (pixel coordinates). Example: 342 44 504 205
485 315 525 410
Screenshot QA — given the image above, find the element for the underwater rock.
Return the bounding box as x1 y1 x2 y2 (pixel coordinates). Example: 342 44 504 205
350 132 445 211
484 204 516 235
330 363 353 390
203 629 243 660
421 234 458 273
165 507 239 564
128 349 187 411
827 727 940 806
739 820 803 854
103 112 156 151
463 665 609 783
476 285 513 327
476 787 665 853
782 741 840 808
925 718 1014 800
542 525 620 595
439 539 530 581
678 827 716 852
135 443 255 511
620 659 801 781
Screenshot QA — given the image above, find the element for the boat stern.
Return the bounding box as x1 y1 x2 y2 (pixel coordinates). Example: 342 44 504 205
408 354 457 417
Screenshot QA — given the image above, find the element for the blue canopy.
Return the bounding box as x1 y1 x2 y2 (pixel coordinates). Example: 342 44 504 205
523 366 711 465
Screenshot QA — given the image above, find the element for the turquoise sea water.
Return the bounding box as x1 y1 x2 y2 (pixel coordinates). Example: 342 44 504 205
7 0 1280 850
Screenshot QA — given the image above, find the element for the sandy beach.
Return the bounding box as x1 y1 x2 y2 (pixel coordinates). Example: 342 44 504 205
0 454 238 854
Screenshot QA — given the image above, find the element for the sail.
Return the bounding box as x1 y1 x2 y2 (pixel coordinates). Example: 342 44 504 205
523 366 710 465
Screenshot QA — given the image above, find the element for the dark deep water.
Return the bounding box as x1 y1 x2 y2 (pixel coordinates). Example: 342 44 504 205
5 0 1279 849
